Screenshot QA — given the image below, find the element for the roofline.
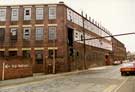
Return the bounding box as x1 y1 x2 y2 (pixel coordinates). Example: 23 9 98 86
0 2 112 36
0 3 62 7
63 4 112 36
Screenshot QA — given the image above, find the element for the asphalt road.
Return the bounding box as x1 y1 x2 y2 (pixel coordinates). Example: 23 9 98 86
0 64 134 92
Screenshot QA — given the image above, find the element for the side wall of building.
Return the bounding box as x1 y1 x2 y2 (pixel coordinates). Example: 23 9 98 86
65 6 113 71
112 37 127 62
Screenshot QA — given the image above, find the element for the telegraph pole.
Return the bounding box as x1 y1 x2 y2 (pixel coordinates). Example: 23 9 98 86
82 11 87 69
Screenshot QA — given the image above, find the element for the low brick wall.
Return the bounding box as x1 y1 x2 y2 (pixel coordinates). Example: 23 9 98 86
0 57 33 80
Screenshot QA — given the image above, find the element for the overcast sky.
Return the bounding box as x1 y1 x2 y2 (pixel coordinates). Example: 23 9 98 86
0 0 135 52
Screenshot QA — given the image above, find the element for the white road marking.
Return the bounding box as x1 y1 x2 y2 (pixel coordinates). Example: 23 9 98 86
103 85 117 92
89 66 112 70
114 77 129 92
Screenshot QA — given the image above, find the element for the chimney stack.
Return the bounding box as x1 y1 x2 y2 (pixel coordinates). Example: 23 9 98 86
59 1 64 4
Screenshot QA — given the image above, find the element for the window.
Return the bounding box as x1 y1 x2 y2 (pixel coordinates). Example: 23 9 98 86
0 8 6 21
9 51 17 57
78 16 83 27
11 8 19 21
23 28 30 40
81 34 84 41
24 8 31 20
26 10 30 15
49 7 56 19
10 28 17 41
0 51 4 57
36 8 43 20
0 28 5 42
74 30 79 41
23 50 30 58
35 50 43 64
67 8 73 22
48 49 57 58
48 26 56 40
35 27 44 40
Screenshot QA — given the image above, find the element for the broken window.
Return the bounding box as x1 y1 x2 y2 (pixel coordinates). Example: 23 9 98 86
0 28 5 42
23 50 30 58
48 49 57 58
9 51 17 57
0 51 4 57
24 8 31 20
68 28 73 46
23 28 31 40
10 28 17 41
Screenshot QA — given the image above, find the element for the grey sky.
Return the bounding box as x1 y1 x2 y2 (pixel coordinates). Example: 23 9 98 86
0 0 135 52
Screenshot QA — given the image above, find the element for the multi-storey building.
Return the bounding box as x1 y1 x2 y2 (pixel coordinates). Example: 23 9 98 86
0 2 123 74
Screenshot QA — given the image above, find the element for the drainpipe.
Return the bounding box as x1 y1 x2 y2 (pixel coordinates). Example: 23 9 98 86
53 39 56 74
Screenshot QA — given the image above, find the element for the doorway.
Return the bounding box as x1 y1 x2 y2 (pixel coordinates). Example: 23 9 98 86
34 50 44 73
67 27 74 71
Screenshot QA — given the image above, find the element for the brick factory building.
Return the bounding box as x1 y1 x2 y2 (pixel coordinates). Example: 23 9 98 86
0 2 126 78
112 37 127 62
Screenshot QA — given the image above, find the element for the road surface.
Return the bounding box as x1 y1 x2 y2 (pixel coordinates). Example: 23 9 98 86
0 64 134 92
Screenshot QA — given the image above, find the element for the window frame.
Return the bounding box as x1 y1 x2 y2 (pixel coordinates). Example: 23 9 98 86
10 28 17 41
23 28 31 40
48 49 57 58
48 26 56 40
0 8 6 21
35 27 44 41
35 50 43 64
0 28 5 42
48 7 56 19
24 8 31 20
11 8 19 21
36 7 44 20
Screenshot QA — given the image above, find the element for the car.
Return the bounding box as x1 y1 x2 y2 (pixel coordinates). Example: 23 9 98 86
120 62 135 76
113 61 121 65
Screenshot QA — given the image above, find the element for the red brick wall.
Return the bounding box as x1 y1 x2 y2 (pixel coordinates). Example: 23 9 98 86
0 57 33 80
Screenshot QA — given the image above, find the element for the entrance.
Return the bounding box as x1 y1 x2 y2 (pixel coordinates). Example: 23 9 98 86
105 54 110 65
33 50 44 73
67 27 74 71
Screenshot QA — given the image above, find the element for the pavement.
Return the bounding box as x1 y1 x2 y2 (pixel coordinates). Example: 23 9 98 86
0 66 112 87
0 65 134 92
